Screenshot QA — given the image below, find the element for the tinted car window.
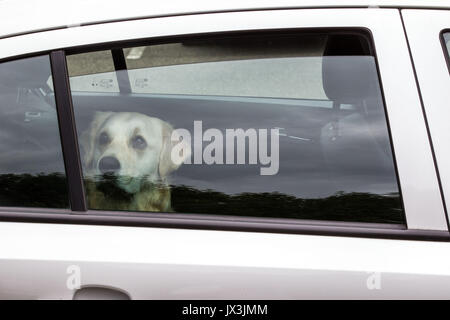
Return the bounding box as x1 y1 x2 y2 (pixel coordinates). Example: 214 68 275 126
444 32 450 61
68 32 404 223
0 56 68 208
66 50 119 93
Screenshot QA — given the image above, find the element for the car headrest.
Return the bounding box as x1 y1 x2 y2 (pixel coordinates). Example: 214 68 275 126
322 34 379 103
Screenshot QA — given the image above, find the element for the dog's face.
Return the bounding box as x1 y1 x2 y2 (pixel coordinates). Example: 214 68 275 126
81 111 185 194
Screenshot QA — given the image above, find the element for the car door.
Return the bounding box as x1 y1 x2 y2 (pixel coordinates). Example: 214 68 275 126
1 8 450 300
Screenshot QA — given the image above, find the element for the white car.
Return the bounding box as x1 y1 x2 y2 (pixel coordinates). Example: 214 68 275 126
0 0 450 300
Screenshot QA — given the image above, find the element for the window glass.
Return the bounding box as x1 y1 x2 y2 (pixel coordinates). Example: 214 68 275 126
69 32 404 224
444 32 450 61
0 56 68 208
67 50 119 93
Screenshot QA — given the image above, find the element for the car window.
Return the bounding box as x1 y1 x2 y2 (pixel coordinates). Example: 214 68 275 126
66 50 119 93
443 32 450 61
67 32 405 224
0 56 68 208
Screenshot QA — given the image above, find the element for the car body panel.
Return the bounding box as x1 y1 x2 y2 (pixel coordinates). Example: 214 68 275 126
2 221 450 299
1 0 450 40
402 9 450 226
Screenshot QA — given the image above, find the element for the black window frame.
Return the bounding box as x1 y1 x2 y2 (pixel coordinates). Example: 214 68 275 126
0 29 448 242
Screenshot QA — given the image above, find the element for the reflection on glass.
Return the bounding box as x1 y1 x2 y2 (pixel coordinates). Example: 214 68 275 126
69 33 405 224
0 56 68 208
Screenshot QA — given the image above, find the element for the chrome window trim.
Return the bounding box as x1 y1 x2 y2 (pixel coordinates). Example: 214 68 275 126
0 206 449 241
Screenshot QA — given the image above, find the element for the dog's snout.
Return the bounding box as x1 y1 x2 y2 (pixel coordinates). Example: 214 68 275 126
99 156 121 174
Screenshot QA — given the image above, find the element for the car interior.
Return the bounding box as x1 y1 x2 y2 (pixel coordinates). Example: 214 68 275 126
0 33 405 223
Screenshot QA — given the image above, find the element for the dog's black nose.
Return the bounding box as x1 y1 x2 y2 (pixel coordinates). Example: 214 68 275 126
99 156 121 174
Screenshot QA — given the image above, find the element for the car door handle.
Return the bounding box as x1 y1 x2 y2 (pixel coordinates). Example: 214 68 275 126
73 286 130 300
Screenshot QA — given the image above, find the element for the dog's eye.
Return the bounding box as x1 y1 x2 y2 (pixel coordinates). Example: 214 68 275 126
131 135 147 150
99 132 110 145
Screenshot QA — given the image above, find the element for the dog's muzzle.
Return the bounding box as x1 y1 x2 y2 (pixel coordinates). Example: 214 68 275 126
99 156 121 175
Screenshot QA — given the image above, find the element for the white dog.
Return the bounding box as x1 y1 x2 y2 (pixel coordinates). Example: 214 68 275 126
80 111 186 212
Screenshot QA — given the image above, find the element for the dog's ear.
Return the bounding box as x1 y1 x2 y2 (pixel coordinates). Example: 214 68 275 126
158 121 189 178
79 111 113 171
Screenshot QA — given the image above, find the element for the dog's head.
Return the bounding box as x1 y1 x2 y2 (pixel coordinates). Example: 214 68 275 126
80 111 187 194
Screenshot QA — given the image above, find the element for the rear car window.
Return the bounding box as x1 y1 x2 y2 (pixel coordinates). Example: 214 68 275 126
444 32 450 61
0 56 68 208
67 32 405 224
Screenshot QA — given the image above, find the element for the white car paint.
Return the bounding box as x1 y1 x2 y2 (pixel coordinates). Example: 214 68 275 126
402 10 450 225
0 0 449 39
1 221 450 299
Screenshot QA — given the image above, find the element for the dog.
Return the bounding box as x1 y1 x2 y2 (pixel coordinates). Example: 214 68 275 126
80 111 187 212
